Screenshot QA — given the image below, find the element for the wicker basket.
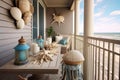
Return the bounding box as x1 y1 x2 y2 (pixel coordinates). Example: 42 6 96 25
63 50 85 65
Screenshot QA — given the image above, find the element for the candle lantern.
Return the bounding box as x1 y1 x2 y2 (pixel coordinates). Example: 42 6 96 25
14 36 30 65
36 35 44 50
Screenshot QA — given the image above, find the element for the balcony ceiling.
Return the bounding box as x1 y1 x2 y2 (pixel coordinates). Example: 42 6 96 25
43 0 73 7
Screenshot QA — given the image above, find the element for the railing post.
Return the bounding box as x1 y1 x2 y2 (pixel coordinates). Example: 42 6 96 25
83 0 94 80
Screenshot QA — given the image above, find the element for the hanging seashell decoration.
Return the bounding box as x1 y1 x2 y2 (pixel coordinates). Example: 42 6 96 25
23 11 32 25
18 0 30 14
10 7 22 21
51 13 64 27
9 0 34 29
16 19 25 29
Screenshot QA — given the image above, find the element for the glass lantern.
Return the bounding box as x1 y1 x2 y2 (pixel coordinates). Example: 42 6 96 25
14 36 30 65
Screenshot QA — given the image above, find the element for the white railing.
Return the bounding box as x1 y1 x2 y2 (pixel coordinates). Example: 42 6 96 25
71 35 84 53
72 35 120 80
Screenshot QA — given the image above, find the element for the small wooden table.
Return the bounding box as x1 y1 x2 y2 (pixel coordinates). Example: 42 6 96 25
0 47 61 80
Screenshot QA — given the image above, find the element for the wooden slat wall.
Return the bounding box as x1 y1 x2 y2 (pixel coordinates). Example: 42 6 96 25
0 0 32 66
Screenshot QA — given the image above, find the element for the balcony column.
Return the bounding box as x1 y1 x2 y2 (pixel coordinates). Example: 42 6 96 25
74 0 80 49
83 0 94 80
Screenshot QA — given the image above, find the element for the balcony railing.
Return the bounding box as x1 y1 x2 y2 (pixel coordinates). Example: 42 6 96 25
72 35 120 80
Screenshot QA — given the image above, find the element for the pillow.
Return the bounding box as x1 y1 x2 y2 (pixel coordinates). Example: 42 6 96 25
55 36 63 43
59 38 67 45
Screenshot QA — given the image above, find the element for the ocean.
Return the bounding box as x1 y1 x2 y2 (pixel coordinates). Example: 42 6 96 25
80 33 120 40
94 33 120 40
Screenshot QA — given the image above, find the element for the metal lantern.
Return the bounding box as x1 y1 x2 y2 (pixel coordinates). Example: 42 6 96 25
14 36 30 65
36 35 44 50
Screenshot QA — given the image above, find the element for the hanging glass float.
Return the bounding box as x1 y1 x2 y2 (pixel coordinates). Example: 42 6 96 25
14 36 30 65
36 35 44 50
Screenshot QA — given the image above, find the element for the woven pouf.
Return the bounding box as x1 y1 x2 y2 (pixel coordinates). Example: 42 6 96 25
63 50 85 65
62 50 85 80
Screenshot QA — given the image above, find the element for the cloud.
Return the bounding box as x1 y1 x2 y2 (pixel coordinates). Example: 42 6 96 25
80 0 83 3
80 8 84 15
94 0 103 7
94 11 103 17
110 10 120 16
94 5 106 17
94 22 120 32
94 16 120 32
97 17 114 22
96 0 103 3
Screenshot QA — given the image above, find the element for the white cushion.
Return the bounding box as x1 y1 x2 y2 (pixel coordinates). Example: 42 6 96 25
55 36 63 43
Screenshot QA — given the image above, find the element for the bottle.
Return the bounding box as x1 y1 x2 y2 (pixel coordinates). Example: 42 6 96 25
36 35 44 50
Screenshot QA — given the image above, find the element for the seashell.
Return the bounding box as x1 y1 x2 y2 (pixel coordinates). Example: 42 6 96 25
23 11 32 25
19 0 30 14
30 3 34 14
16 19 25 29
10 7 22 20
63 50 85 65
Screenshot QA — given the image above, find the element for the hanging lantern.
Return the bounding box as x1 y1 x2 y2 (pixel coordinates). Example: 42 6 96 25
36 35 44 50
14 36 30 65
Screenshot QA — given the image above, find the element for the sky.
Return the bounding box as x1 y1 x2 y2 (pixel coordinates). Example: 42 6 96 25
79 0 120 33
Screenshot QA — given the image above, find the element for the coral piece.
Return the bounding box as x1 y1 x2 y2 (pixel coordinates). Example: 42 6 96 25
30 49 53 64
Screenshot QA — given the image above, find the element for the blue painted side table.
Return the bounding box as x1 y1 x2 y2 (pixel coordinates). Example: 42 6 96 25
62 63 83 80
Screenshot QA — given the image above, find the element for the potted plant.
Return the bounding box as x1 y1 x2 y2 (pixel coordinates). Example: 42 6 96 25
46 26 54 37
46 26 56 44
